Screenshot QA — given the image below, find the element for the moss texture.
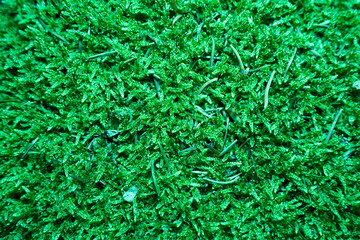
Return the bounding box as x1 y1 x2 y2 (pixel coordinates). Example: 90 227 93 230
1 0 360 239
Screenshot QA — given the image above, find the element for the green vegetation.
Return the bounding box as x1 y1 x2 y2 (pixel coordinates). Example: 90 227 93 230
1 0 360 239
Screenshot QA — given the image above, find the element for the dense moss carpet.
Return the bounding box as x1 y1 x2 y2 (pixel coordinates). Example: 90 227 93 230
1 0 359 239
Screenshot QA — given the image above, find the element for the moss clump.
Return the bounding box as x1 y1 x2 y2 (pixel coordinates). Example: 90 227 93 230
1 0 359 239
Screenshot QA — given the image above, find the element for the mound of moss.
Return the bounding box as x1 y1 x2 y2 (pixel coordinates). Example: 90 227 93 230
1 0 359 239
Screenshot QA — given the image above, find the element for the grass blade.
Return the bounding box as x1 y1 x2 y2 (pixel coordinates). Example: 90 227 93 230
37 18 69 45
0 99 19 103
197 78 217 95
310 49 322 58
69 174 86 183
249 64 271 72
210 37 215 67
158 143 169 167
325 109 343 143
49 30 70 45
228 173 241 180
87 51 117 60
222 116 230 151
205 107 224 112
21 137 39 159
154 79 161 98
264 70 276 110
230 44 246 76
204 143 220 155
219 139 237 157
195 105 213 118
337 45 346 56
283 48 297 76
204 142 237 162
343 148 356 160
239 138 250 149
78 39 82 53
248 148 258 181
192 170 208 175
314 20 330 27
203 177 239 185
151 158 161 196
180 146 197 153
37 18 47 29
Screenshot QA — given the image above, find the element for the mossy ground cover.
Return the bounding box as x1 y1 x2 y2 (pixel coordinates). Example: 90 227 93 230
1 0 360 239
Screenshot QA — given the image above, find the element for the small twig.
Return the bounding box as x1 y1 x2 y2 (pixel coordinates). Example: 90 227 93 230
21 137 39 159
171 0 178 14
123 57 137 64
325 109 343 143
227 108 239 122
172 14 182 26
151 158 161 196
264 70 276 110
204 143 221 155
197 78 218 95
210 37 215 67
87 51 117 60
283 48 297 76
230 44 246 76
219 139 238 157
192 170 208 175
203 177 239 185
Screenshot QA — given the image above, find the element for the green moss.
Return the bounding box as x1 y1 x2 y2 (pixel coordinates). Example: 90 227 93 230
1 0 360 239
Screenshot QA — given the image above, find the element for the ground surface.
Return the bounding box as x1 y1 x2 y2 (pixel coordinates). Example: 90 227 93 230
1 0 360 239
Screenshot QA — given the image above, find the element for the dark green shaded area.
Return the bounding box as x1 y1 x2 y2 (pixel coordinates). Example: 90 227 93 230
1 0 360 239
